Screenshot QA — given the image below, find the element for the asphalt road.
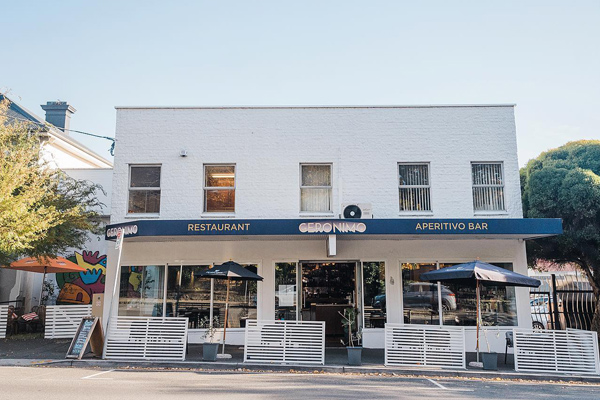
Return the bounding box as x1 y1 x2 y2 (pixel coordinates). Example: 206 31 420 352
2 366 599 400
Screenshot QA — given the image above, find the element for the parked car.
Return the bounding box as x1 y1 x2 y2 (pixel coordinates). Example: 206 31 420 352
530 295 564 330
372 283 458 312
452 311 517 326
372 294 386 310
404 283 457 311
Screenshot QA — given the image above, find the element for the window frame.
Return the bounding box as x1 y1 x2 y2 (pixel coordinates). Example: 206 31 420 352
274 261 299 321
118 264 166 317
127 164 162 216
161 260 261 329
203 163 236 214
397 162 432 214
471 161 506 213
399 259 518 327
299 163 333 215
360 261 386 330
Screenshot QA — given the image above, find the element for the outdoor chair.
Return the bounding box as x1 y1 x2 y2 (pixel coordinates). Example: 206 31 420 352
6 306 19 336
505 331 514 364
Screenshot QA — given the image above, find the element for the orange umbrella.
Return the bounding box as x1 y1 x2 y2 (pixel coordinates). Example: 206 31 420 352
8 256 86 273
5 257 86 306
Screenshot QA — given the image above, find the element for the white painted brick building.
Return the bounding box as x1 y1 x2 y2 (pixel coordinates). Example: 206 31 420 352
104 105 560 354
110 105 522 221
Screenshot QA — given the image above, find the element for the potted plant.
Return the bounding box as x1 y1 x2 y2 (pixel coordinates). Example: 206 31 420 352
339 307 362 366
239 305 249 328
479 324 498 370
200 316 220 361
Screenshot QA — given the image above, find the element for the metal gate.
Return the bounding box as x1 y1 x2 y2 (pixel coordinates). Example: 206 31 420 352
244 320 325 365
0 305 8 339
44 305 92 339
514 328 600 375
384 323 466 369
530 273 595 330
104 316 189 361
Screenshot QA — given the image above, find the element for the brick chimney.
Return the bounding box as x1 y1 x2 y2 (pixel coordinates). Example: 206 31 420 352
40 101 76 134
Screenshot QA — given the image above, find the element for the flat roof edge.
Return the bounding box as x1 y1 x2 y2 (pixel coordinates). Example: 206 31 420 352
115 104 517 110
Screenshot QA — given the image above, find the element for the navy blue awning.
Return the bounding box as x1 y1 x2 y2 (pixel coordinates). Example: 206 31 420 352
105 218 562 241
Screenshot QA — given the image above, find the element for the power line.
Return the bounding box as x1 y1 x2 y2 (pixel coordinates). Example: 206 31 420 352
6 115 115 156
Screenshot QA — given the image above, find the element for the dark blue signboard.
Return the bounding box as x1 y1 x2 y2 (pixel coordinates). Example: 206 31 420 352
105 218 562 241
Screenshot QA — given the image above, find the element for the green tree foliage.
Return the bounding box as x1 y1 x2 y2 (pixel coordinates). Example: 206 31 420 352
521 140 600 334
0 99 104 266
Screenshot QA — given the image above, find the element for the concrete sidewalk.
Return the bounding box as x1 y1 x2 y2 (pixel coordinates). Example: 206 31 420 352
2 337 600 383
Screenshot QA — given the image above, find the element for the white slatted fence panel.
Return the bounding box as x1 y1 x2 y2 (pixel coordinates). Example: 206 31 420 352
385 323 466 369
244 320 325 365
514 328 600 375
105 316 188 361
44 305 92 339
0 305 8 339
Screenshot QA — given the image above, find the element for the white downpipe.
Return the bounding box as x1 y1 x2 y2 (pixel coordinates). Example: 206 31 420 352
436 261 442 326
102 232 125 359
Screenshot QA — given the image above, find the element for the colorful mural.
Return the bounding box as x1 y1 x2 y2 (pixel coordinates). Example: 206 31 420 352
125 266 143 297
56 250 106 304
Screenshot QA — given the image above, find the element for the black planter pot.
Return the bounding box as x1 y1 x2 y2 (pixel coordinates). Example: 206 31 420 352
203 343 219 361
481 352 498 370
347 346 363 366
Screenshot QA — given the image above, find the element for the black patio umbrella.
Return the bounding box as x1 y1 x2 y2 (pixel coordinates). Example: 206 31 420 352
420 261 540 360
198 261 263 356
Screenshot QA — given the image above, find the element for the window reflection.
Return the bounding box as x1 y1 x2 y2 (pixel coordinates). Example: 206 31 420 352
275 263 297 321
166 265 217 329
213 264 258 328
363 262 386 328
443 263 517 326
165 264 258 329
401 262 518 326
128 165 161 214
402 263 441 325
119 265 165 317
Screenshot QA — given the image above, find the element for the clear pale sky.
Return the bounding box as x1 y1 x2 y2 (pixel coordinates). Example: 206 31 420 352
2 1 598 165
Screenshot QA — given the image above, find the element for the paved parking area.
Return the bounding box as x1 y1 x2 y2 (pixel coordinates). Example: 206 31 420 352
1 366 599 400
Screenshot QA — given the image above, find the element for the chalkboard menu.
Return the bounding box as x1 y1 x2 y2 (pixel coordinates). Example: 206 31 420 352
66 317 102 359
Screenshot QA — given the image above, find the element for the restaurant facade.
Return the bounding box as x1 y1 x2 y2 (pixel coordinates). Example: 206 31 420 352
103 105 561 353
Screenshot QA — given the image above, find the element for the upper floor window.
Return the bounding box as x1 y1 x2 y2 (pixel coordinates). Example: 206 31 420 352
398 163 431 212
472 162 505 211
128 165 161 214
300 164 332 213
204 165 235 212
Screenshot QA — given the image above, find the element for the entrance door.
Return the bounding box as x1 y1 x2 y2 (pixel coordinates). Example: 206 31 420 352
299 262 358 346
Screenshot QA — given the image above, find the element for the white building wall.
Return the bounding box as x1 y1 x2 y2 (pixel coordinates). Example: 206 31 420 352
63 168 113 216
111 106 521 223
103 236 528 352
103 105 530 353
42 144 95 169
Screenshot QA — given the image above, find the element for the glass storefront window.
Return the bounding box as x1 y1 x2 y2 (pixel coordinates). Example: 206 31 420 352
120 263 258 329
275 262 297 321
166 265 217 328
401 263 440 325
362 262 386 328
402 262 518 326
213 264 258 328
119 265 165 317
442 263 517 327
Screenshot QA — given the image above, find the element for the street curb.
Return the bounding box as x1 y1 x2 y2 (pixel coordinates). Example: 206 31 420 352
1 358 600 383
